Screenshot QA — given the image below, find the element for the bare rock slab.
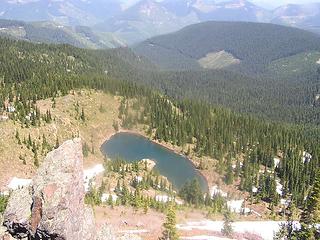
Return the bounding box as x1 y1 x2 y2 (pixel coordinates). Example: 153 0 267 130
2 139 96 240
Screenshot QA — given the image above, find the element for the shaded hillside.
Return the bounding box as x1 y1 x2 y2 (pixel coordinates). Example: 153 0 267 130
134 21 320 72
108 67 320 125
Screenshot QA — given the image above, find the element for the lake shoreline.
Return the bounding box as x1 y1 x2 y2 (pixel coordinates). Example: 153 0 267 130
101 128 210 193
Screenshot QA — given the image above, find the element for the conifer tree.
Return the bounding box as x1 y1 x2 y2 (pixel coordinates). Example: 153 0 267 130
222 210 233 237
298 170 320 239
160 203 179 240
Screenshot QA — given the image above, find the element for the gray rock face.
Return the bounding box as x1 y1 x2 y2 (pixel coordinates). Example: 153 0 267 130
0 214 15 240
2 139 96 240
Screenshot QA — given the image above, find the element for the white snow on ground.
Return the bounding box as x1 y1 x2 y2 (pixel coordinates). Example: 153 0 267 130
7 177 32 190
227 200 250 214
177 220 290 240
252 186 258 193
227 200 242 213
276 180 283 196
317 58 320 64
273 157 280 168
101 193 118 202
83 164 105 191
210 186 227 197
156 195 171 203
135 176 143 183
302 151 312 163
0 190 9 196
280 198 291 207
155 195 183 205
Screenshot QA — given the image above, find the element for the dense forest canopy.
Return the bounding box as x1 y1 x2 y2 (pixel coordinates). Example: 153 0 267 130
0 35 319 126
109 65 320 125
135 21 320 72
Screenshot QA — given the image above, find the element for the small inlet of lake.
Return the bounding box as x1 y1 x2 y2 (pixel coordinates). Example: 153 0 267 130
101 132 208 192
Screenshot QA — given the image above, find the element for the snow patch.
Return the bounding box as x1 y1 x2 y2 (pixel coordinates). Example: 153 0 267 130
193 1 221 13
210 186 227 198
178 220 289 240
280 198 291 207
252 186 258 193
83 164 105 192
302 151 312 164
101 193 118 203
273 157 280 168
155 195 183 205
227 199 250 214
7 177 32 190
276 180 283 196
135 176 143 183
317 58 320 64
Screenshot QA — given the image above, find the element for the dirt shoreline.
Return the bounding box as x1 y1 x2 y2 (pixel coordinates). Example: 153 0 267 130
100 128 211 193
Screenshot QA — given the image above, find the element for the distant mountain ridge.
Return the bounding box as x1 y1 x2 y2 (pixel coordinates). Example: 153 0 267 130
0 19 126 48
0 0 122 26
1 0 320 45
271 3 320 34
96 0 271 43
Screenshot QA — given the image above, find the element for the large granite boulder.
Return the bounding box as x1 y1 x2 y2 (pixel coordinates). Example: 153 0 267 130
2 139 96 240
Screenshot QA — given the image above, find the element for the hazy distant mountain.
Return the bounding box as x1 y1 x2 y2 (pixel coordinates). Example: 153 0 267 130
194 0 270 22
95 0 199 43
0 0 122 26
96 0 320 44
1 0 320 45
271 3 320 34
0 19 126 48
96 0 272 43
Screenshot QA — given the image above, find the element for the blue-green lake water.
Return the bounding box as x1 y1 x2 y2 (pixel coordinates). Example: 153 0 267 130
101 132 208 191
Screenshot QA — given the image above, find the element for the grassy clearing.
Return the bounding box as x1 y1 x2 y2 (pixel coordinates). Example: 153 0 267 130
267 51 320 78
0 90 120 187
198 50 240 69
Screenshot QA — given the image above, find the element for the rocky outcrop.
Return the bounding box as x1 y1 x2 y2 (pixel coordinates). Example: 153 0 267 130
2 138 96 240
0 214 13 240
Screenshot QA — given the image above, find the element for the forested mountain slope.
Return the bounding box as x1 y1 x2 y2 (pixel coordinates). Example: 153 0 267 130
0 19 126 49
110 67 320 125
1 0 320 46
134 21 320 72
0 35 319 125
0 36 319 213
